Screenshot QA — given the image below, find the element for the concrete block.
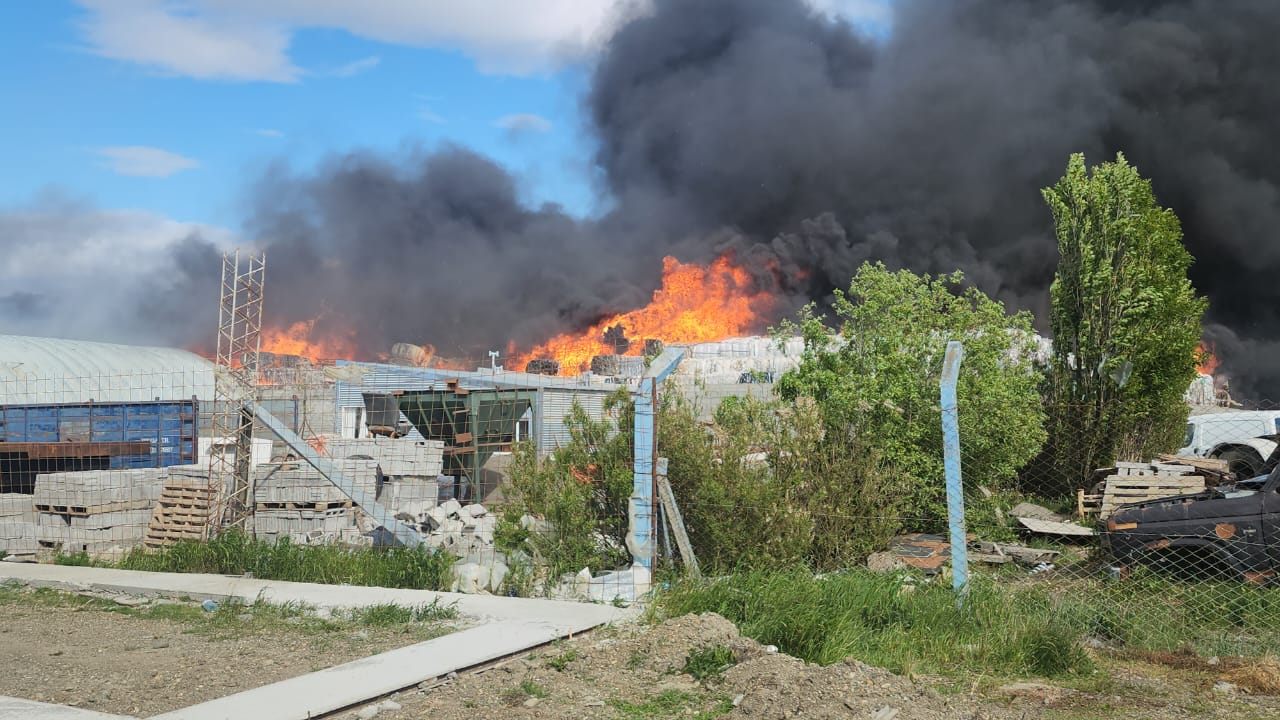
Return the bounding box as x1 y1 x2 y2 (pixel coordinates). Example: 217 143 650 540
488 561 509 593
254 508 355 534
425 506 449 528
0 537 39 555
37 524 145 544
0 494 35 521
326 438 445 477
380 480 436 512
0 521 35 540
33 469 166 508
450 562 485 594
76 509 155 530
439 499 462 518
464 503 488 518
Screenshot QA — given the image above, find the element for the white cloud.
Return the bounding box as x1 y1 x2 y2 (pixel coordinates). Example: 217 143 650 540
255 128 285 138
418 107 447 125
73 1 890 82
332 55 381 78
72 0 627 80
75 0 298 82
494 113 553 133
96 146 200 178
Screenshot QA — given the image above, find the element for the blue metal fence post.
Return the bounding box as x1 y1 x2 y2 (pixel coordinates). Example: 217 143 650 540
940 341 969 603
629 349 685 573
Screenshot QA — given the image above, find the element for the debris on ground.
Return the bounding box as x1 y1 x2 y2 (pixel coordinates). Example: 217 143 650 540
969 541 1060 566
880 533 951 574
1009 503 1067 523
872 533 1064 572
1016 516 1096 537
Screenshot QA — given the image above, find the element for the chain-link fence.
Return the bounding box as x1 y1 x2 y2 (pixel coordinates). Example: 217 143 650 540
0 358 646 603
9 337 1280 663
977 401 1280 659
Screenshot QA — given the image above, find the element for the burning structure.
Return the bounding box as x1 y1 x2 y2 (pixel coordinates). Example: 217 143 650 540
86 0 1276 402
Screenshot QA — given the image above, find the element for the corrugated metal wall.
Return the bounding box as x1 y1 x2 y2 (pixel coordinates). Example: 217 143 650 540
535 388 611 454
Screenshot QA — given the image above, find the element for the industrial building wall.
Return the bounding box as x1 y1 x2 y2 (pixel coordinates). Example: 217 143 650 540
535 388 612 453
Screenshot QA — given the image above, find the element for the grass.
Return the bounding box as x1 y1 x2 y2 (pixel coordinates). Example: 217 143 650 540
682 646 736 682
610 691 734 719
501 680 548 706
545 648 580 671
657 566 1280 679
108 530 454 590
0 581 458 642
340 601 458 625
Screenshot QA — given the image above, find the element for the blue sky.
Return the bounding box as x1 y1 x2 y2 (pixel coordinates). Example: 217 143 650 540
0 1 614 227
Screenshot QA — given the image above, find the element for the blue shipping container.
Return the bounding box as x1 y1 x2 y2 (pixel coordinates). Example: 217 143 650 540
0 400 199 469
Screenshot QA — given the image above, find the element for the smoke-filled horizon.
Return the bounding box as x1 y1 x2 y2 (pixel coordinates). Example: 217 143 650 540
142 0 1280 397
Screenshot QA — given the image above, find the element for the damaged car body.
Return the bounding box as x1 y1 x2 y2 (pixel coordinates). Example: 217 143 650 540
1102 437 1280 583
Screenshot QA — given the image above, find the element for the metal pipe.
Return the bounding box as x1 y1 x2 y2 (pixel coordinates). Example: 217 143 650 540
940 340 969 604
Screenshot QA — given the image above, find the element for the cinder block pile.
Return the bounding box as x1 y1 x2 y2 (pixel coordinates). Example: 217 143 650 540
0 494 37 561
326 438 445 517
33 468 172 557
252 459 379 545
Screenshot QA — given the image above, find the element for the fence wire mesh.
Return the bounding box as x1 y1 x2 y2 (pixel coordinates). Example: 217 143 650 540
8 351 1280 663
953 398 1280 659
0 363 644 603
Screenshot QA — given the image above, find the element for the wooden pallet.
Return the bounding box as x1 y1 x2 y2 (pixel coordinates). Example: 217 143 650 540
1098 475 1205 518
144 480 215 547
1077 489 1103 519
255 499 353 511
34 499 153 516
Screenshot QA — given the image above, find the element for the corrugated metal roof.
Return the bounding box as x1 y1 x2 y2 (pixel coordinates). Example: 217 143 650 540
332 361 623 409
0 334 215 404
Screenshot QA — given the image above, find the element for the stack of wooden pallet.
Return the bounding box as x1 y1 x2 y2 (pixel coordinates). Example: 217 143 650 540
1078 460 1207 519
143 480 215 548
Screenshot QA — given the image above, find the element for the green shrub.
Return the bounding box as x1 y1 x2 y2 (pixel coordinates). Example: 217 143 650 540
115 530 454 590
658 390 907 573
499 390 635 586
776 263 1047 523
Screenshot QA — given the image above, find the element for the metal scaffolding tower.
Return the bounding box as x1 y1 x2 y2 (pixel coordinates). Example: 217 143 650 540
209 250 266 529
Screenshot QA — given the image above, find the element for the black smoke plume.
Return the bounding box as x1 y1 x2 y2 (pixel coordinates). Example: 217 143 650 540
152 0 1280 396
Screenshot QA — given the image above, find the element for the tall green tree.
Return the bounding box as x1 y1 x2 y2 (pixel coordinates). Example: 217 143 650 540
777 263 1047 522
1039 153 1206 493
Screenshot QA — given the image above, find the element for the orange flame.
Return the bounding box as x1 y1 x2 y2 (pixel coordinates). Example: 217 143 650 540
1197 340 1220 375
513 254 773 375
261 319 358 362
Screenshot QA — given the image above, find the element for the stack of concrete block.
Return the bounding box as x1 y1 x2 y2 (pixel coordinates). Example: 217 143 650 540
33 468 173 556
0 494 37 561
326 437 445 477
326 437 446 517
252 459 379 545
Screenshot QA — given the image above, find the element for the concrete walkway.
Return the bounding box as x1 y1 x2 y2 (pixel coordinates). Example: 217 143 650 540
0 563 630 627
0 564 634 720
0 697 135 720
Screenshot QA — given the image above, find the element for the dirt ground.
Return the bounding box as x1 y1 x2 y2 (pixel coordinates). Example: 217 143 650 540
0 585 460 717
2 583 1279 720
354 613 1280 720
